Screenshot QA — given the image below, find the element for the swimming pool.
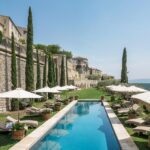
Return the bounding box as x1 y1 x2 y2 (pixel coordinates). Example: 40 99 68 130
31 102 121 150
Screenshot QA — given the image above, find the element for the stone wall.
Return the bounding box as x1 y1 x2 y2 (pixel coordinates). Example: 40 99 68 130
0 43 44 111
0 41 68 111
53 54 67 85
74 79 98 88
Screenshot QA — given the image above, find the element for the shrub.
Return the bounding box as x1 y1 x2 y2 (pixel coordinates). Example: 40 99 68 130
13 123 24 131
42 109 51 114
110 96 115 102
128 109 136 115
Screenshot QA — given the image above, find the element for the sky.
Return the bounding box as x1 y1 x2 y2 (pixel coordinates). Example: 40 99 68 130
0 0 150 80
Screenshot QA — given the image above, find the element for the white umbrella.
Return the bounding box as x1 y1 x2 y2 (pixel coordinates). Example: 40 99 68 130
52 86 62 91
53 85 69 91
106 85 127 92
68 85 78 90
60 86 70 91
127 86 147 93
34 86 60 94
132 92 150 104
0 88 42 121
0 88 42 99
106 85 147 93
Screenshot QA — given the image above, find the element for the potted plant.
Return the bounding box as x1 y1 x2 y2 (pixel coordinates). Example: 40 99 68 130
41 109 51 120
69 96 74 102
63 99 69 105
12 123 25 140
75 95 79 100
54 102 61 111
128 109 137 119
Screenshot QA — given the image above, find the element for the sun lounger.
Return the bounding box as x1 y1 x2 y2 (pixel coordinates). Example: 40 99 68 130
111 104 121 109
6 116 38 128
126 118 145 126
0 122 12 133
117 104 140 114
26 106 53 116
133 126 150 135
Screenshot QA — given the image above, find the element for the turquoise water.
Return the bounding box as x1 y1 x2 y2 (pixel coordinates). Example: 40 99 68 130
31 102 121 150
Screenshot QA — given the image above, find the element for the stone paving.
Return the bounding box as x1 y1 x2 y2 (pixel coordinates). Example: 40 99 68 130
9 100 78 150
103 101 139 150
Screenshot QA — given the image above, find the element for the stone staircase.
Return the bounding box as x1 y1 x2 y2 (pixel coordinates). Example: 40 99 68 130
0 99 6 112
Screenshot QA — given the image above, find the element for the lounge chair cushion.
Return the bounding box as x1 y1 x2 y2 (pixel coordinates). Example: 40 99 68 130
6 116 38 127
133 126 150 134
0 122 12 132
126 118 145 126
118 108 129 113
118 104 140 114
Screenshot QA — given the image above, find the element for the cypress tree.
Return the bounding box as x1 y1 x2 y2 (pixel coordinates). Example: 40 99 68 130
47 55 54 87
121 48 128 83
25 7 34 91
11 32 17 89
53 60 58 86
60 56 65 86
47 55 54 98
55 62 58 85
36 49 41 89
11 32 18 111
43 55 47 87
66 58 68 85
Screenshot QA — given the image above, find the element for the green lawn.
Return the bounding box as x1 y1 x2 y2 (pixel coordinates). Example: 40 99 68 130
62 87 109 100
0 88 149 150
0 100 64 150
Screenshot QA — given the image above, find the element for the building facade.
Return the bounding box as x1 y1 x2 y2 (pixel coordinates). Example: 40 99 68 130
0 16 21 42
0 23 4 33
17 26 27 45
67 59 79 83
72 57 89 79
89 67 102 76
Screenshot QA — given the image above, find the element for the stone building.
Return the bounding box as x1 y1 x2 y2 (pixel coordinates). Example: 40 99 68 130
89 67 102 76
67 59 79 83
17 26 27 45
102 74 114 80
72 57 89 79
0 15 21 42
0 22 4 32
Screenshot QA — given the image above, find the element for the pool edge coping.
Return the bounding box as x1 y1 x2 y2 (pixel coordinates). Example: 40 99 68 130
9 100 78 150
103 101 139 150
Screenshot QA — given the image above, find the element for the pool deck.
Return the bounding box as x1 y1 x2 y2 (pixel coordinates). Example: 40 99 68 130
9 100 139 150
9 100 78 150
103 101 139 150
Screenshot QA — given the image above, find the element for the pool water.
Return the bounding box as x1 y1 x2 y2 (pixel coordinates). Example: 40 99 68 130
31 102 121 150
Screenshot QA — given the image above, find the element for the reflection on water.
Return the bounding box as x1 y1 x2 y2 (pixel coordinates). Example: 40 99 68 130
31 102 120 150
38 140 61 150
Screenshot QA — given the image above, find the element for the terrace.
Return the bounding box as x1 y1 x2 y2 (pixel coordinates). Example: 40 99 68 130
0 88 149 150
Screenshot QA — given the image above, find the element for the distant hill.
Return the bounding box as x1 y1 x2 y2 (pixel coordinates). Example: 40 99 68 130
129 79 150 83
